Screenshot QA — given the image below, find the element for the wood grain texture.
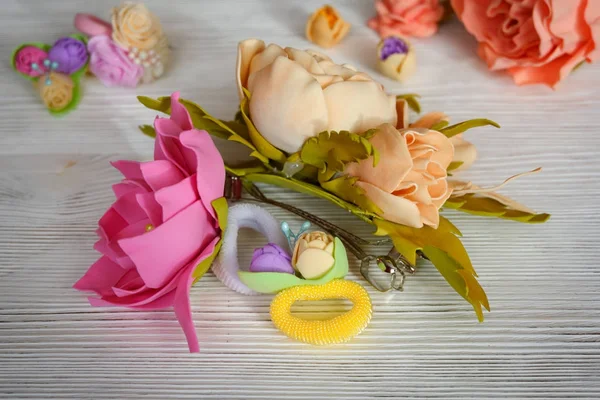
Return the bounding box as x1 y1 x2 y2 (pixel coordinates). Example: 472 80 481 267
1 0 600 398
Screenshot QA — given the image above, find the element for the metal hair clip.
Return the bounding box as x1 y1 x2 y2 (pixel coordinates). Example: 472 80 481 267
225 175 418 292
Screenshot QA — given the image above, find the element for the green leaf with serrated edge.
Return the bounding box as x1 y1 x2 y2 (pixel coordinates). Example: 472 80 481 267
244 173 376 223
373 219 486 321
431 120 450 131
240 90 287 164
139 124 156 138
191 197 228 282
300 130 378 180
447 161 464 172
373 218 474 276
137 95 171 113
396 93 421 113
225 164 267 176
192 240 222 283
422 246 489 322
441 119 500 138
444 194 550 223
321 175 383 215
222 120 250 140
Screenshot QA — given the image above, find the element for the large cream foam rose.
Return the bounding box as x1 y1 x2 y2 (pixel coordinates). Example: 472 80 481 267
111 2 164 51
346 123 454 229
236 39 398 153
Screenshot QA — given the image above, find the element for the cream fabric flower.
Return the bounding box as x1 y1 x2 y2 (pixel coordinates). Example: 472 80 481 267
111 3 164 51
305 5 350 48
292 231 335 280
37 72 73 111
236 39 397 153
346 123 454 228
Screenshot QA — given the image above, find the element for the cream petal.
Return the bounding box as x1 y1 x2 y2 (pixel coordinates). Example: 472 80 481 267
307 239 327 250
284 47 325 75
295 248 335 279
249 56 329 153
236 39 266 100
323 80 397 134
449 134 477 171
417 203 440 228
411 112 448 129
247 44 288 91
324 241 334 254
346 123 412 193
408 129 454 169
357 181 423 228
292 238 309 266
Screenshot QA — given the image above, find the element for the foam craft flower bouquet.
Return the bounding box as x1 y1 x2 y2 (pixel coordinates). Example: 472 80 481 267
75 38 549 352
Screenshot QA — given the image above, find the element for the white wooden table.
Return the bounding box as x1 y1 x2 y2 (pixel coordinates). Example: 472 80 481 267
1 1 599 398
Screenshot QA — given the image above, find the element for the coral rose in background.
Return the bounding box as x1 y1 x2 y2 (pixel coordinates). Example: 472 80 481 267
368 0 445 38
452 0 600 88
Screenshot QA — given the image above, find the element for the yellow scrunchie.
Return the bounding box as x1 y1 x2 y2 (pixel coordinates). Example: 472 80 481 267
270 279 372 345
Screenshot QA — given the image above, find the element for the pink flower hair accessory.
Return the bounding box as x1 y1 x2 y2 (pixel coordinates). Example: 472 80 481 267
74 3 170 86
74 92 228 353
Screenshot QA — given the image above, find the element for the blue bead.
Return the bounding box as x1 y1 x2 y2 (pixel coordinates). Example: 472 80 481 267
51 61 58 70
43 59 50 67
45 78 51 86
31 63 39 70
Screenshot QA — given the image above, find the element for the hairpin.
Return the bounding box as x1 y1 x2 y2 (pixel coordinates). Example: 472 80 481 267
74 2 169 87
11 35 89 115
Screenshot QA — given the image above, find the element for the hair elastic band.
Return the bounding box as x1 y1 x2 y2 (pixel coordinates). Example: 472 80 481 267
212 203 289 295
74 13 112 37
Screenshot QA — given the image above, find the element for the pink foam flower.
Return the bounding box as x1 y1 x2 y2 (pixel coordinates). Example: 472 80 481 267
74 92 226 352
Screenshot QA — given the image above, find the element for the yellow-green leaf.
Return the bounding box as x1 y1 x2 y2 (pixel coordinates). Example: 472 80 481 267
244 173 376 223
211 197 229 232
137 95 171 113
139 124 156 138
441 118 500 138
396 93 421 113
225 165 267 176
444 194 550 224
373 218 486 321
300 130 378 181
192 239 222 282
431 120 450 131
447 161 464 172
240 95 287 164
422 246 489 322
321 175 382 215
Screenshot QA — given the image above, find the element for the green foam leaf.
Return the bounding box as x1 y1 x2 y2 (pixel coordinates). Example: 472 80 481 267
444 194 550 224
138 124 156 138
321 175 382 215
238 237 348 293
441 119 500 138
396 93 421 113
300 130 378 181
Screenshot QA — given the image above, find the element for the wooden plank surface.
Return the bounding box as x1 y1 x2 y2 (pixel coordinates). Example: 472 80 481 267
1 0 599 398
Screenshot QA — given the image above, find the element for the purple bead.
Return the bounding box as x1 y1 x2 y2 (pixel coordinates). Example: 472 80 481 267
47 37 89 75
249 243 294 274
380 36 409 61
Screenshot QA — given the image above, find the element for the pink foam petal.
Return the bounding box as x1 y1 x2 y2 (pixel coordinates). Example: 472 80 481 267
179 130 226 220
111 161 151 190
154 175 198 222
73 256 127 297
136 192 163 226
118 200 218 289
112 283 148 297
98 208 129 242
154 119 191 175
140 160 186 191
112 182 145 199
169 92 193 131
173 236 220 353
88 289 177 310
111 191 150 225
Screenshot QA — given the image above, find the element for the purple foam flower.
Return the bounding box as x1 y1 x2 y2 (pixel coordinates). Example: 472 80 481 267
380 36 409 61
250 243 294 274
48 37 88 74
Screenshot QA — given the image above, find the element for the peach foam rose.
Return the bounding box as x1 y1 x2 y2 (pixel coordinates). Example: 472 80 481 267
346 123 454 229
451 0 600 88
368 0 445 39
236 39 397 153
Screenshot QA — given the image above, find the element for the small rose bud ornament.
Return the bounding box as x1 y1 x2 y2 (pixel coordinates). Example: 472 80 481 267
377 36 416 82
292 231 335 279
250 243 295 274
305 5 350 48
